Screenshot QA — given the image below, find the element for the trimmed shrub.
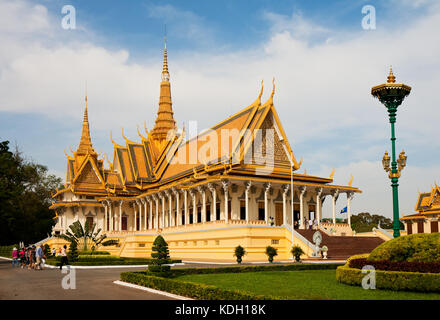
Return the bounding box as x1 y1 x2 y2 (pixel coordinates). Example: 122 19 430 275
336 265 440 292
67 241 79 262
149 235 171 277
368 233 440 263
349 258 440 273
233 245 246 264
291 246 304 262
265 246 278 263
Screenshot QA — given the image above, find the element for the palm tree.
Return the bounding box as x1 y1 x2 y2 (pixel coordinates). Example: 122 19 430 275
55 220 116 252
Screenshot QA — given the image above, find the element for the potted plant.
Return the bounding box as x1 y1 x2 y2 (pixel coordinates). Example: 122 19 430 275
233 245 246 264
321 245 328 259
291 246 304 262
265 246 278 263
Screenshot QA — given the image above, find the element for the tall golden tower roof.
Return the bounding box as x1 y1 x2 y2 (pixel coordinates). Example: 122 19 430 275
76 93 96 155
151 37 176 142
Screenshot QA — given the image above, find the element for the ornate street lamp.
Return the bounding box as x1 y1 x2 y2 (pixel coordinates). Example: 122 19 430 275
372 67 411 238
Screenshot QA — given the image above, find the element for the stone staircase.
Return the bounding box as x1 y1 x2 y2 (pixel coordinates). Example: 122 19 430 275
296 229 384 259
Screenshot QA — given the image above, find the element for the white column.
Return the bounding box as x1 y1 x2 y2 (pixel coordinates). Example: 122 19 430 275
184 190 188 225
134 201 137 231
108 202 113 232
160 193 166 228
264 183 271 224
119 200 123 231
245 181 252 222
347 192 354 227
173 188 180 226
299 186 306 229
190 189 196 223
147 197 152 230
153 195 159 229
140 198 146 230
208 183 217 221
166 190 172 227
332 189 339 225
222 180 229 223
104 202 108 232
316 188 323 226
282 185 289 226
198 186 206 223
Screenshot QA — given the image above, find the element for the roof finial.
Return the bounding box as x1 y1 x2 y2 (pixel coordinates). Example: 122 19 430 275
77 83 95 155
387 65 396 83
162 31 169 80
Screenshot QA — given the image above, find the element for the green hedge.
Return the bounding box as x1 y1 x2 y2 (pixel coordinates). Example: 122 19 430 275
169 262 343 276
120 272 270 300
79 251 110 255
45 256 181 266
369 233 440 262
336 265 440 292
0 245 17 258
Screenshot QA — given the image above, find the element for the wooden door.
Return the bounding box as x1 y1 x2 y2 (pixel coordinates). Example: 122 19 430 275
122 217 127 231
431 221 439 233
407 222 412 235
275 203 283 226
417 221 424 233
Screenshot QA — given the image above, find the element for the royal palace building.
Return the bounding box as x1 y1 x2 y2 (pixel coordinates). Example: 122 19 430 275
401 185 440 234
48 41 367 261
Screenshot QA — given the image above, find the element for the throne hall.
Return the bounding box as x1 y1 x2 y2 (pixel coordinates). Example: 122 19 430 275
48 41 368 261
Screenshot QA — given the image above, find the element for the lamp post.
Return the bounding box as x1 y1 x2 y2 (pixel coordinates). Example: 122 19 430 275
371 67 411 238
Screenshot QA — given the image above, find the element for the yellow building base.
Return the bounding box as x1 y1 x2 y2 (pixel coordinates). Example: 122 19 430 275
44 224 315 262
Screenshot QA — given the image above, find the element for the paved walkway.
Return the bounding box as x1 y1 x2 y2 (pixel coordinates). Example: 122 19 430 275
0 259 173 300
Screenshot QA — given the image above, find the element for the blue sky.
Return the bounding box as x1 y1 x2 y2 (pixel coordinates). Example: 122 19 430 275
0 0 439 219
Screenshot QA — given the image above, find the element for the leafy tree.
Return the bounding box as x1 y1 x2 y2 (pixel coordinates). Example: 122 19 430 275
233 245 246 264
55 220 111 251
351 212 404 233
0 140 63 245
265 246 278 263
43 244 51 257
149 235 171 276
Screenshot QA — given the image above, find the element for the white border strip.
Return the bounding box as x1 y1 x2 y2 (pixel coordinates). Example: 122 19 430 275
182 260 345 265
113 280 193 300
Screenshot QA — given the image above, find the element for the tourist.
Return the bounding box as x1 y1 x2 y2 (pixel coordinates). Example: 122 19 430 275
314 219 318 230
25 247 31 269
304 218 308 229
19 247 25 268
11 247 18 267
30 246 36 269
269 216 274 226
308 219 313 230
35 244 45 270
59 245 68 270
51 247 56 257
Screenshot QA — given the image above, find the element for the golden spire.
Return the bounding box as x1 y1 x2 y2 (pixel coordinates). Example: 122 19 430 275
76 89 96 155
387 65 396 83
151 37 176 143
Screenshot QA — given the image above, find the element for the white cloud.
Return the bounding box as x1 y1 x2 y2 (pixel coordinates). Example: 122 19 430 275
0 0 439 219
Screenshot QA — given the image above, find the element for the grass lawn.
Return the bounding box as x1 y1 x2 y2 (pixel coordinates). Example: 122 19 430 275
177 269 440 300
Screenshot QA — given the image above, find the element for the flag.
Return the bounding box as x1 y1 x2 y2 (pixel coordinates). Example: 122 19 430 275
340 206 347 214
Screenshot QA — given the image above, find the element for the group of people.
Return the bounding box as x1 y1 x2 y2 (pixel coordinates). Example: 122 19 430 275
11 244 46 270
11 244 69 270
293 218 319 230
